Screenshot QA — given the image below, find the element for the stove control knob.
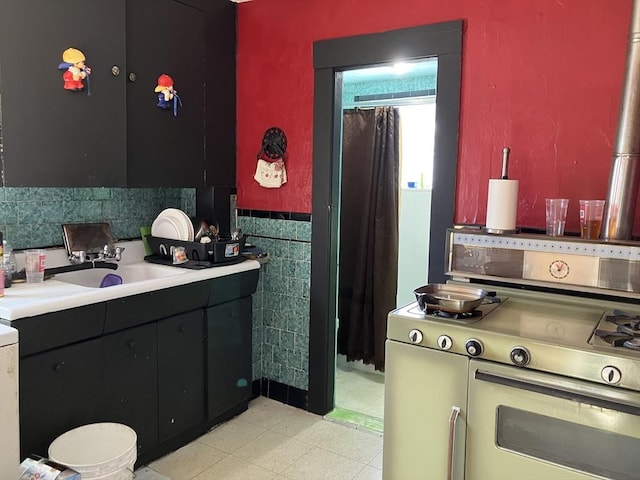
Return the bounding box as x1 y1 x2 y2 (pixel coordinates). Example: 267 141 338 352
437 335 453 351
408 329 423 344
465 339 483 357
601 366 622 385
510 346 530 366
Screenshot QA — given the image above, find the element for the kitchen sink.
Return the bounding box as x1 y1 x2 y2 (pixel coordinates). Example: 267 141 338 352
53 263 186 288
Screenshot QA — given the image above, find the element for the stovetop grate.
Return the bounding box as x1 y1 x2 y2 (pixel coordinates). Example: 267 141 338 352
594 311 640 350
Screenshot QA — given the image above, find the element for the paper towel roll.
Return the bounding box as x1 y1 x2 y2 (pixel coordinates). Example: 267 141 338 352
486 179 519 232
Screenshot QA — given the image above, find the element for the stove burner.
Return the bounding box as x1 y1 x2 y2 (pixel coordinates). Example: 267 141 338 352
595 330 632 347
424 307 483 320
597 311 640 350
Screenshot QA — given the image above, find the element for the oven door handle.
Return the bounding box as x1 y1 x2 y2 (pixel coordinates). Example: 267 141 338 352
447 405 461 480
475 370 640 417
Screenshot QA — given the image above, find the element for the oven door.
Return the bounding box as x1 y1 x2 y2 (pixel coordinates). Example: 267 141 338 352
466 359 640 480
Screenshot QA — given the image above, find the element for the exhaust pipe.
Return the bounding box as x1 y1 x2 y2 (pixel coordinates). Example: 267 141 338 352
602 0 640 240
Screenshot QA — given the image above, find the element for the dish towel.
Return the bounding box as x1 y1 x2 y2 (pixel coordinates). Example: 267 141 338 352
254 158 287 188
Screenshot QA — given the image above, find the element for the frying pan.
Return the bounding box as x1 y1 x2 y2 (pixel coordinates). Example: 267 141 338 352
413 284 490 313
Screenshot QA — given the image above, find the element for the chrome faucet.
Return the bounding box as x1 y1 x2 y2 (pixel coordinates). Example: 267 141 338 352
98 245 125 261
68 245 125 264
69 250 87 264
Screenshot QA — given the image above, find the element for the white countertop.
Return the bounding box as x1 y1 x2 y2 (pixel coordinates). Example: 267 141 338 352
0 240 260 321
0 324 18 346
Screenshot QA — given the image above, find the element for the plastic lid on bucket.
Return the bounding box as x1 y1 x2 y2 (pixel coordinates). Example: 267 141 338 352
48 423 137 476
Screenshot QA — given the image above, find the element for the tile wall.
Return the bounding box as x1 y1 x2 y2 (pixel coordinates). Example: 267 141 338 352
342 70 437 106
238 211 312 391
0 187 195 249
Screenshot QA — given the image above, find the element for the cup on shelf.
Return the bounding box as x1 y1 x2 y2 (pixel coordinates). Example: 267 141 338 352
545 198 569 236
24 249 46 283
579 200 606 240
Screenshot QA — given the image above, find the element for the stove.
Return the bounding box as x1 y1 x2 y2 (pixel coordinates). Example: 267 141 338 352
389 285 640 391
384 229 640 480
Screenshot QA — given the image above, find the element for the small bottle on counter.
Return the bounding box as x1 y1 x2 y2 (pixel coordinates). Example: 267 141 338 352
3 240 16 288
0 233 4 297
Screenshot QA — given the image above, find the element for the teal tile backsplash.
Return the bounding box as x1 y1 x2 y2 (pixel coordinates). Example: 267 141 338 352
0 187 195 249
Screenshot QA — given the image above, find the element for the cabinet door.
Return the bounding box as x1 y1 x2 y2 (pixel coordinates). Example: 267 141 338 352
206 297 252 420
19 338 103 458
126 0 206 187
202 0 237 187
103 323 158 458
157 310 205 442
382 341 468 480
0 0 127 187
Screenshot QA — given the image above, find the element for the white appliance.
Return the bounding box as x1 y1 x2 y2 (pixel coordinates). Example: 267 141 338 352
383 228 640 480
0 323 19 478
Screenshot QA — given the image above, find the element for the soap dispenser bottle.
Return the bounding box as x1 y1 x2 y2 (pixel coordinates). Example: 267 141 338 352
3 238 16 289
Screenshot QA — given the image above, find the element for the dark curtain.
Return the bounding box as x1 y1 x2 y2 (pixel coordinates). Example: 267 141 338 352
337 106 400 371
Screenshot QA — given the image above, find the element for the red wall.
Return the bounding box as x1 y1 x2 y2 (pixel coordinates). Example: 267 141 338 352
236 0 634 233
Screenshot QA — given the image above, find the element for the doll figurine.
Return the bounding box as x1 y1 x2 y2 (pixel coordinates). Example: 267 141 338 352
155 74 176 109
58 48 91 92
155 74 181 116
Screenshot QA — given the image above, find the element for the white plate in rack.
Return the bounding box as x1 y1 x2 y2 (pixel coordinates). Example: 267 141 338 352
151 214 182 240
151 208 194 242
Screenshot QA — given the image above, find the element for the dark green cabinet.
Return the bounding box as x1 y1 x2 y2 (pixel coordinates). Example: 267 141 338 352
158 310 206 442
0 0 127 186
20 338 103 458
125 0 206 187
12 269 258 465
103 323 158 458
207 297 252 421
0 0 235 187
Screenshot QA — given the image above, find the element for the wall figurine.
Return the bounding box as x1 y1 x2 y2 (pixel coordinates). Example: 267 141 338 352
58 48 91 94
155 74 182 116
254 127 288 188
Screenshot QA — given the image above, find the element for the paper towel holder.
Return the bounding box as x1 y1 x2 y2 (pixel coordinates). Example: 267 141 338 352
484 226 519 234
484 146 519 234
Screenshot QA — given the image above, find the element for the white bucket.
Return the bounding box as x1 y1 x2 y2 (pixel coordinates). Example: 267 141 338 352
48 423 137 480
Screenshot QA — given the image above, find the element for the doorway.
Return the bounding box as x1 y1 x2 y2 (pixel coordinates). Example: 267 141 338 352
309 21 463 415
334 67 438 425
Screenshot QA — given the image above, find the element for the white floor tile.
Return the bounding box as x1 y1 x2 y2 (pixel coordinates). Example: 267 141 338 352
369 450 383 470
197 418 267 453
234 430 313 473
239 397 298 429
292 419 382 463
149 441 226 480
312 424 382 463
353 465 383 480
290 416 351 445
268 406 324 437
133 467 171 480
191 455 278 480
280 447 366 480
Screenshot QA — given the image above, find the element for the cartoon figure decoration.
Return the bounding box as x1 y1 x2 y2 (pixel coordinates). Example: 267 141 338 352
58 48 91 94
254 127 288 188
155 74 182 117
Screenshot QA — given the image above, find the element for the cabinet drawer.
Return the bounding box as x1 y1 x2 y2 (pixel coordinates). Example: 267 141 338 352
105 281 211 332
208 269 259 306
12 303 106 357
